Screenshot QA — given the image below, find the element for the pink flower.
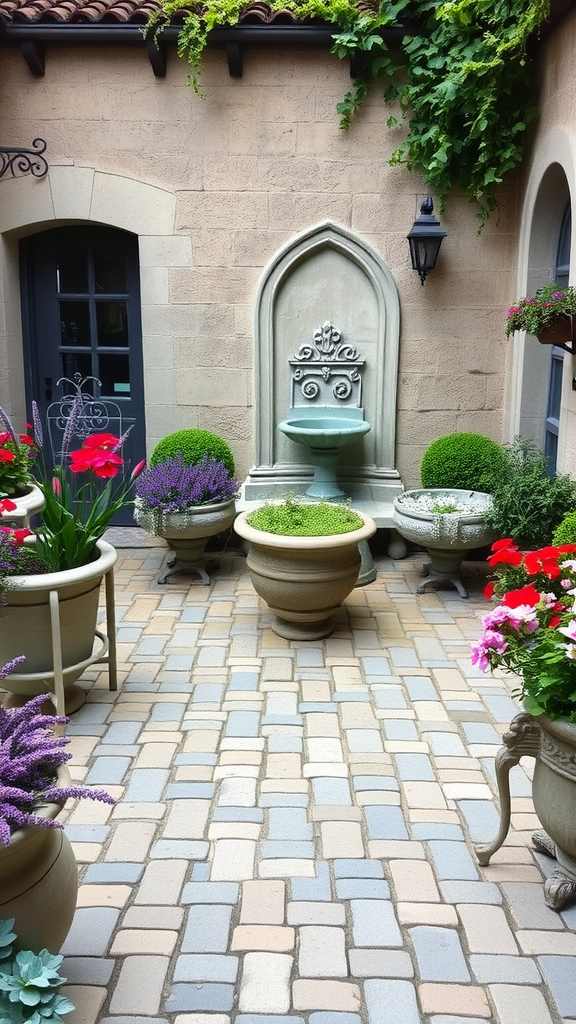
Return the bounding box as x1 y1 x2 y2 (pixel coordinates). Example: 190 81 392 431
471 630 509 671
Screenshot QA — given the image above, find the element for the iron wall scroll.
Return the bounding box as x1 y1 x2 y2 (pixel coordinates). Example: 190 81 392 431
0 138 48 180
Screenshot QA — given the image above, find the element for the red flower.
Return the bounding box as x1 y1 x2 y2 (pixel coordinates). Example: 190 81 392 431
502 583 541 608
484 581 495 600
488 547 523 567
491 538 517 552
10 528 32 547
0 450 15 463
524 549 561 578
549 615 562 628
70 446 123 478
0 499 17 513
0 432 11 445
130 459 146 481
83 433 120 451
18 433 35 446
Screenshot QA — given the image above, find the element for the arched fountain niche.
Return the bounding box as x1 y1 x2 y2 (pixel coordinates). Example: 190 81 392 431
245 221 404 510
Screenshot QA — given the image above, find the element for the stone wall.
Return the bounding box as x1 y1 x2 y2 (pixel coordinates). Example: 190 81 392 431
0 39 516 486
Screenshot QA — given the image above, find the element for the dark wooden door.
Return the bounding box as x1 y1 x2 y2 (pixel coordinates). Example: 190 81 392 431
20 226 146 524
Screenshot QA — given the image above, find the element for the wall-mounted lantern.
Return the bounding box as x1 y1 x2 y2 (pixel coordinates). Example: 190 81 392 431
407 196 447 285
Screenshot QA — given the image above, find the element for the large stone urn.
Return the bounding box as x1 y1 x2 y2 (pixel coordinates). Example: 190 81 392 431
234 508 376 640
134 498 237 584
0 766 78 953
393 488 497 597
475 712 576 910
0 539 117 715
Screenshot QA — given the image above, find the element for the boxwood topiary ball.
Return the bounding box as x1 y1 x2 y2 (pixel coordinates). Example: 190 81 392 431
552 510 576 546
420 432 506 493
150 429 235 475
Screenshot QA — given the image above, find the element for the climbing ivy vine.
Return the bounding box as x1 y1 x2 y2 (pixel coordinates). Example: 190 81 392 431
151 0 551 224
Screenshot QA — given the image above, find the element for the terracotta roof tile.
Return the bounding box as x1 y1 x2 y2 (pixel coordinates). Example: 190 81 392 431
0 0 334 24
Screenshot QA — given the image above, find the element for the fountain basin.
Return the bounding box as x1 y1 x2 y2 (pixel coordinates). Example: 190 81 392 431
278 411 371 451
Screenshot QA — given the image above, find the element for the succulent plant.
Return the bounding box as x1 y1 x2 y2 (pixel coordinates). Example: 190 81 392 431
0 923 74 1024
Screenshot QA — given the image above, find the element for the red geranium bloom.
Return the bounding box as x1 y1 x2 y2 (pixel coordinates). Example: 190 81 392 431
83 433 120 451
0 450 15 463
0 432 12 445
10 528 32 547
502 583 541 608
490 538 517 552
488 547 523 567
524 549 562 578
70 446 123 478
484 581 495 600
0 499 17 513
549 615 562 629
18 434 35 446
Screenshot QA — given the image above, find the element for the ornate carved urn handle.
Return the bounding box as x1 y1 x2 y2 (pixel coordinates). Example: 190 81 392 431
474 713 541 865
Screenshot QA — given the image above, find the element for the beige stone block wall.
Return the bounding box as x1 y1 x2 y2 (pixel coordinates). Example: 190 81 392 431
0 39 517 486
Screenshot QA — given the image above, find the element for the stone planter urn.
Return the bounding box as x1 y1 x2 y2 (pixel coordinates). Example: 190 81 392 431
0 539 117 715
234 508 376 640
134 498 237 584
393 488 497 597
0 482 45 527
475 712 576 911
0 766 78 953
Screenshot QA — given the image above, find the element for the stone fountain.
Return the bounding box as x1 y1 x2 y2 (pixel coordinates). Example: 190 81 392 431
278 321 371 500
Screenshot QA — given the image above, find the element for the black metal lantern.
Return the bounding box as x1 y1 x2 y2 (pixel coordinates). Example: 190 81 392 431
407 196 447 285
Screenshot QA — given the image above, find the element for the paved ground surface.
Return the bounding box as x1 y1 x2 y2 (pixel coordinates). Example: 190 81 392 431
17 538 576 1024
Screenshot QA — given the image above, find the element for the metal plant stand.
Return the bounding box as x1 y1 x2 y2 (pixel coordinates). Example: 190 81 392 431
474 713 576 911
418 561 469 598
3 566 117 718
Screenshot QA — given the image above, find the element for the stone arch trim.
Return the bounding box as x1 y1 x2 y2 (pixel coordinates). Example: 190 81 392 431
508 131 575 450
253 220 401 471
0 165 176 236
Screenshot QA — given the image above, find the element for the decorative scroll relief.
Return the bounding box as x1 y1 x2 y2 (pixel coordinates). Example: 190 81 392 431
289 321 365 406
540 731 576 781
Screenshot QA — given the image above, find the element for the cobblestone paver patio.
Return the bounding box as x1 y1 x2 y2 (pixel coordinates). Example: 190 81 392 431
27 539 576 1024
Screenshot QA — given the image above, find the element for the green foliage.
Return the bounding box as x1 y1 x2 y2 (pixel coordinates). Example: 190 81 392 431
552 510 576 547
0 921 74 1024
246 495 364 535
420 432 506 493
150 430 235 475
150 0 551 222
485 437 576 548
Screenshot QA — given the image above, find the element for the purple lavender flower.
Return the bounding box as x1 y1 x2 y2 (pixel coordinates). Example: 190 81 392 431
0 687 114 845
135 454 238 512
32 400 44 449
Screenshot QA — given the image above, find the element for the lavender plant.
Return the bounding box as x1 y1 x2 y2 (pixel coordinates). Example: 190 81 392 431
134 454 238 534
0 660 114 846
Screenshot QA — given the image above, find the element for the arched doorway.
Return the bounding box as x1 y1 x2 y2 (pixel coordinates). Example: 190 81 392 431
20 225 146 523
